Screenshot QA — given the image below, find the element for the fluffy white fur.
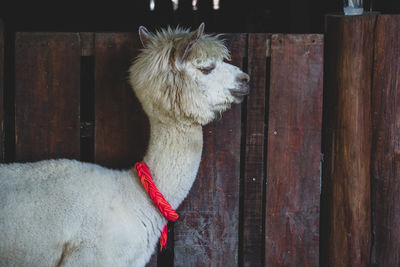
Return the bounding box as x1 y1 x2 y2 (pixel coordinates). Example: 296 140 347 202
0 24 249 267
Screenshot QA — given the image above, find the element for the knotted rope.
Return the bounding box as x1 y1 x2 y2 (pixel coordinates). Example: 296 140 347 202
135 161 179 251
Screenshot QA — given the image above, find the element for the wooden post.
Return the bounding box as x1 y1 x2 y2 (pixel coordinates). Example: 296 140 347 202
370 14 400 267
321 13 378 267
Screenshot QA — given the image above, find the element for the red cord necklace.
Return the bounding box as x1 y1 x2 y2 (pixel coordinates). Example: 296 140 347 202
135 161 179 251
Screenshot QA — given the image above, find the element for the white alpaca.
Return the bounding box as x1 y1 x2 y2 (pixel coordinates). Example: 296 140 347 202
0 23 249 267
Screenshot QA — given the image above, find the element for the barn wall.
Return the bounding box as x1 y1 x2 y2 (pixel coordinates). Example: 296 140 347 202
1 14 399 266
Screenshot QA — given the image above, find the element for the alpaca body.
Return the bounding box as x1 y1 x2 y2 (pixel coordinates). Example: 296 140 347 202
0 122 202 267
0 24 249 266
0 159 163 266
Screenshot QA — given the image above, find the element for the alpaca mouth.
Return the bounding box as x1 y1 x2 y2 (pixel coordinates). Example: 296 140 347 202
229 88 249 103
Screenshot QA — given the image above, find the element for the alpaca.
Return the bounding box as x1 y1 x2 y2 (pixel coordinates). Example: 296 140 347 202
0 23 249 266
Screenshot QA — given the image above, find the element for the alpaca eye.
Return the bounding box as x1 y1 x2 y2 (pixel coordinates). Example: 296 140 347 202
198 65 215 75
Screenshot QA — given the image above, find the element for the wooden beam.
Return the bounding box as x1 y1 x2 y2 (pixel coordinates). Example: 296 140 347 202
321 13 377 267
370 14 400 267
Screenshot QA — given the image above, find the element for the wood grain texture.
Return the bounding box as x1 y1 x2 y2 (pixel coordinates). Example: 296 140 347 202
370 14 400 267
242 33 267 267
173 34 245 267
94 33 149 169
79 32 95 56
0 20 3 162
321 13 377 267
15 33 81 161
265 34 323 267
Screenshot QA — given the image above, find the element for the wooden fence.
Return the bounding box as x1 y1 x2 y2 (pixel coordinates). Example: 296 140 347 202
0 14 399 267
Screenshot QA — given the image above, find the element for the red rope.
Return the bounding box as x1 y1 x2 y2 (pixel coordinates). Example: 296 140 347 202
135 161 179 251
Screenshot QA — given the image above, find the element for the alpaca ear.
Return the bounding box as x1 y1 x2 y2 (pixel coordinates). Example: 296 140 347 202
180 23 205 62
138 26 152 47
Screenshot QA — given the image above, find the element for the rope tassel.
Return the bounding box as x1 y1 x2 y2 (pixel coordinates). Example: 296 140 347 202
135 161 179 251
160 225 168 251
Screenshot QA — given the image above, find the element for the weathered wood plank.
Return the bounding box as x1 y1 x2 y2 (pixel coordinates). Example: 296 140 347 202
371 14 400 267
242 33 268 267
0 20 4 162
79 32 95 56
265 34 323 267
15 33 81 161
174 33 245 267
321 13 377 267
94 33 149 169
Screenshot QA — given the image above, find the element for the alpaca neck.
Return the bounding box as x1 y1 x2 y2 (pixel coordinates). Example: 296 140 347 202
142 119 203 209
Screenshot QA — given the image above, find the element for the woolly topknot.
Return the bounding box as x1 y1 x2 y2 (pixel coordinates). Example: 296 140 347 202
144 26 230 62
130 26 230 81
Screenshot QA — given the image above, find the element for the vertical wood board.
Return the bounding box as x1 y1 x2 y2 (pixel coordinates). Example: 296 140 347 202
242 33 268 267
174 34 245 267
15 33 81 161
370 14 400 267
322 14 377 267
265 34 323 267
94 33 149 169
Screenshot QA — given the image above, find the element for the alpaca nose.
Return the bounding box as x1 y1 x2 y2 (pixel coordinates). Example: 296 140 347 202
237 73 250 84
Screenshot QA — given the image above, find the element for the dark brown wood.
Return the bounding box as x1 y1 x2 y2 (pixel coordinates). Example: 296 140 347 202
322 13 377 267
370 14 400 267
265 34 323 267
15 33 81 161
79 32 95 56
0 20 4 162
174 34 246 266
94 33 149 169
242 33 268 267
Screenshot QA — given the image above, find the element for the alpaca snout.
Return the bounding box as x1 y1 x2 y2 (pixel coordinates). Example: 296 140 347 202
229 78 250 103
231 73 250 98
237 73 250 85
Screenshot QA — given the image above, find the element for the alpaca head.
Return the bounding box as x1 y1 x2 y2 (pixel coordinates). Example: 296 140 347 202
129 23 249 125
